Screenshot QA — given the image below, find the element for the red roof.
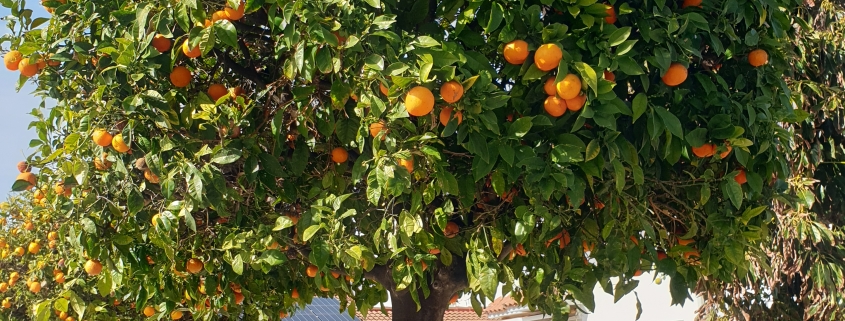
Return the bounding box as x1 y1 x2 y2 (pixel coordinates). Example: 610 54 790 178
484 296 520 314
359 308 488 321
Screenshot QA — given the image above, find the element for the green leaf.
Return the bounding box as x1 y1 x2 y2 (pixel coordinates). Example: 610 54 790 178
260 250 287 266
113 234 134 245
585 139 601 161
485 3 504 33
302 225 321 242
617 56 645 75
632 93 647 123
654 107 683 139
232 253 244 275
214 20 238 48
363 0 381 8
479 266 498 299
723 179 743 208
685 128 708 147
574 62 598 95
509 116 534 138
211 148 242 164
608 27 631 46
740 206 767 225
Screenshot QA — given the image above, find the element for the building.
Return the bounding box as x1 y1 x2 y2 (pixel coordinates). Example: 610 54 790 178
284 296 586 321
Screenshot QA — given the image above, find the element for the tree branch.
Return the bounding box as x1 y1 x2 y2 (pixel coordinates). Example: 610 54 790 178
213 49 267 88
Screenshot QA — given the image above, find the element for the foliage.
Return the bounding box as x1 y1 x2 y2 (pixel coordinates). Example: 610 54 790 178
0 0 833 320
696 0 845 319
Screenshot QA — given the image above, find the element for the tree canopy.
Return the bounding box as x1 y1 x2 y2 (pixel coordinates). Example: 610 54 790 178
0 0 843 320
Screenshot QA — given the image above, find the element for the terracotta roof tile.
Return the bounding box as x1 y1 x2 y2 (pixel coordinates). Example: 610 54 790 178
359 308 488 321
483 296 519 314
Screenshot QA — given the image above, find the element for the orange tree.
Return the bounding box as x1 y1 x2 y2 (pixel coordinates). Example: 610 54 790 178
0 0 829 320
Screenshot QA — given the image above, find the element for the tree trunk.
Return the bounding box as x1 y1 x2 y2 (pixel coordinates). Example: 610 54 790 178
365 257 468 321
390 289 452 321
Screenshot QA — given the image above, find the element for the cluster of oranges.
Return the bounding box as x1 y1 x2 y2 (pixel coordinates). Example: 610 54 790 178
502 40 589 117
163 1 246 89
2 50 59 78
91 129 163 184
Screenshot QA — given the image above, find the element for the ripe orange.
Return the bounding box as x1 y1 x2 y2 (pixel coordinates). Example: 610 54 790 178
450 294 459 304
28 281 41 293
682 0 702 8
565 94 587 112
444 222 459 238
661 62 688 87
428 248 441 255
440 80 464 103
18 58 38 77
748 49 768 67
513 244 527 256
633 270 644 277
17 161 30 173
691 143 716 158
683 249 700 260
143 162 169 187
224 2 245 20
379 82 389 96
84 259 102 276
0 283 7 292
719 142 732 159
503 40 529 65
24 221 34 230
151 34 171 53
291 288 300 299
543 96 567 117
582 241 596 253
28 242 40 254
92 129 113 147
306 264 319 278
13 247 24 256
170 66 192 88
186 258 204 274
4 50 22 70
211 10 228 22
331 147 349 163
111 134 130 153
143 306 156 317
48 231 59 240
677 238 695 246
94 153 112 170
556 74 582 99
208 84 228 101
229 86 245 99
734 169 747 185
234 292 245 304
171 310 183 320
54 273 65 284
604 4 617 24
181 39 201 58
604 70 615 82
543 78 557 96
369 121 387 140
439 107 463 126
405 86 435 116
534 43 562 71
16 172 37 190
398 157 414 173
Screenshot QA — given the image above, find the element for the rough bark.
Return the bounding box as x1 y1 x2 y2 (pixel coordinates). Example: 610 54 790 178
365 258 468 321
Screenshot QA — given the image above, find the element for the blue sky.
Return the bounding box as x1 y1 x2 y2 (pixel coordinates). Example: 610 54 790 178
0 6 50 197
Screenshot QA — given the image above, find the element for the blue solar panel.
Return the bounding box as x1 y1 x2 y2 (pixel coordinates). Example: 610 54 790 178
282 298 360 321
